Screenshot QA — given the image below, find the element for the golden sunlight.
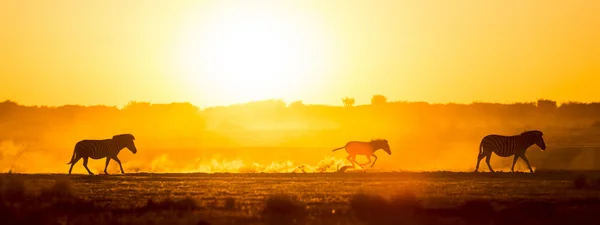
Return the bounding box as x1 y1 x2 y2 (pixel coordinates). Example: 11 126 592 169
174 3 335 105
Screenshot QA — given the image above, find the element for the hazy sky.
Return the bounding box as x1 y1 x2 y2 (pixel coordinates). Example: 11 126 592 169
1 0 599 107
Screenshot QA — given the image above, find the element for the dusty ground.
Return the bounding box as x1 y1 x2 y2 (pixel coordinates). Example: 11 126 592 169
3 171 600 225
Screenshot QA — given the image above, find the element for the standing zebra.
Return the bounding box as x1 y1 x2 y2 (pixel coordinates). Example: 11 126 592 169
475 130 546 173
332 139 391 168
66 134 137 175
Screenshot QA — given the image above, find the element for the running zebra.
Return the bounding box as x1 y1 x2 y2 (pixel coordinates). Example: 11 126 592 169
475 130 546 173
66 134 137 175
332 139 391 168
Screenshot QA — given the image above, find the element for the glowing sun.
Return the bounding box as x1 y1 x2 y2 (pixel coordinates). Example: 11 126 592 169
174 4 334 105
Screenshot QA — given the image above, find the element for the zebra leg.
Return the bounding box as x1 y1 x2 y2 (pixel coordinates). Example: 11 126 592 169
82 157 94 175
68 156 82 175
104 158 111 175
350 155 364 169
520 154 534 173
475 153 485 172
485 153 495 172
359 155 372 168
511 155 519 172
371 155 378 168
113 157 125 174
347 155 357 168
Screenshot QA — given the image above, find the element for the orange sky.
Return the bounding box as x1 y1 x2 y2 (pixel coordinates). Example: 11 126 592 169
1 0 599 107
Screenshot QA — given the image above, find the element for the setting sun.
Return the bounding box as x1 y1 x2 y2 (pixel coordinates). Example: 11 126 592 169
173 3 335 105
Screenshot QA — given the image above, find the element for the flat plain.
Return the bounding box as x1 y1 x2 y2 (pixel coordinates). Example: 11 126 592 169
3 171 600 225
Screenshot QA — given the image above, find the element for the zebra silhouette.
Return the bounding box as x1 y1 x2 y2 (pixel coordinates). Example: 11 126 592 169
66 134 137 175
475 130 546 173
332 139 391 168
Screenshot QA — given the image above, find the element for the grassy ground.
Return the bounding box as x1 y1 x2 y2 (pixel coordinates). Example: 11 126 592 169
3 171 600 225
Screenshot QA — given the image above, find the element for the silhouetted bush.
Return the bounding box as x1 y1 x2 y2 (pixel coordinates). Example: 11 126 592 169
288 100 306 109
537 99 557 110
342 97 356 107
262 194 305 216
456 200 497 224
223 197 236 211
371 95 388 105
144 196 199 211
0 175 26 201
40 178 74 199
348 193 600 225
388 191 422 212
350 192 389 219
350 192 426 225
262 194 307 225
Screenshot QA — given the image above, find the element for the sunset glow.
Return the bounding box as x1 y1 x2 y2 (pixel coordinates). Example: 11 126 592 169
1 0 598 107
174 3 335 105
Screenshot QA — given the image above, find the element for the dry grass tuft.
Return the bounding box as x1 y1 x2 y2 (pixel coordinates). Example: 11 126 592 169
0 175 26 201
41 178 74 198
223 197 236 211
144 196 199 211
262 194 307 224
263 194 305 215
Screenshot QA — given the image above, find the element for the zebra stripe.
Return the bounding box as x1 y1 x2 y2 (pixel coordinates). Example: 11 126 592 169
67 134 137 175
75 139 123 159
475 130 546 173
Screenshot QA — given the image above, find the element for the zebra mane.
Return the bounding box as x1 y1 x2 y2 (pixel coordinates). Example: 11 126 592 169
520 130 543 136
370 139 388 143
113 134 135 141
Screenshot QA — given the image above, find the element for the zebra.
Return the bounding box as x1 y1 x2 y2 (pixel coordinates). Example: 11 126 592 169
332 139 391 168
66 134 137 175
475 130 546 173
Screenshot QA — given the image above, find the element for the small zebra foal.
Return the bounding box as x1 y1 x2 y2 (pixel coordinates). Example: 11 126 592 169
332 139 391 168
66 134 138 175
475 130 546 173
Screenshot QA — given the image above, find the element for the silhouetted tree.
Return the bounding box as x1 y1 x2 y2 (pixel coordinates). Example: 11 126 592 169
289 100 305 108
122 101 151 112
537 99 557 111
342 97 355 107
371 95 387 105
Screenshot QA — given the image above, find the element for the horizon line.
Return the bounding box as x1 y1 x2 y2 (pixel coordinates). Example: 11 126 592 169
2 98 599 109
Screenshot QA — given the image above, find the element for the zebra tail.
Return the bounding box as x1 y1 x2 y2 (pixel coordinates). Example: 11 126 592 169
332 146 345 152
66 151 76 164
478 141 483 156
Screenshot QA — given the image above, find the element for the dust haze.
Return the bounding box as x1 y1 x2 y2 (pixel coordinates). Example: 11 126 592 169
1 99 599 174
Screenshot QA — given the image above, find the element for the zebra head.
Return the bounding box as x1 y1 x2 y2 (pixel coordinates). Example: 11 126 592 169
113 134 137 154
522 130 546 151
371 139 391 155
